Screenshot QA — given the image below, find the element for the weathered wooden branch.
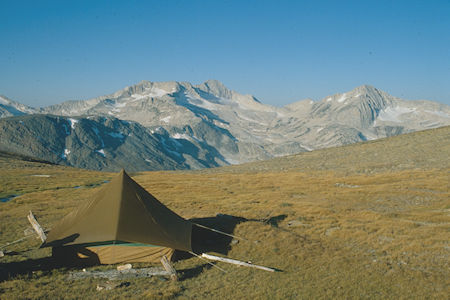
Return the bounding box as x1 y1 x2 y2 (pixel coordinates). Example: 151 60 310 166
201 253 276 272
27 211 47 242
161 255 177 281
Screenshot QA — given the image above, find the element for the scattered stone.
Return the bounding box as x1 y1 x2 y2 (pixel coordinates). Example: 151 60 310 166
287 220 310 227
335 183 360 188
96 281 130 291
231 238 239 245
378 236 394 243
0 250 4 258
325 227 340 236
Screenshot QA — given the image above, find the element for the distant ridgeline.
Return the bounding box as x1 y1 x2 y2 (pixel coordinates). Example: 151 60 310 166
0 81 449 171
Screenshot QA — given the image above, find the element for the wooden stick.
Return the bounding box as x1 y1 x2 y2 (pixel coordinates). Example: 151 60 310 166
0 234 33 250
27 211 47 242
201 253 275 272
160 255 177 281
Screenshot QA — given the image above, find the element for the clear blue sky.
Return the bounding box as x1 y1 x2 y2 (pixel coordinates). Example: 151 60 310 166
1 0 450 107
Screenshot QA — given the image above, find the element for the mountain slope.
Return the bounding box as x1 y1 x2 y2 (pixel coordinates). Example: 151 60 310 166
209 125 450 174
0 95 36 118
279 85 450 149
0 114 229 171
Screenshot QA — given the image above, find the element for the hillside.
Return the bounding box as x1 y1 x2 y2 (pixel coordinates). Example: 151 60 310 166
0 114 227 171
0 95 36 118
206 125 450 174
0 127 449 299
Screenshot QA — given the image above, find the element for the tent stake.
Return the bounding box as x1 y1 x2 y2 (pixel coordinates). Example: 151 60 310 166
201 253 276 272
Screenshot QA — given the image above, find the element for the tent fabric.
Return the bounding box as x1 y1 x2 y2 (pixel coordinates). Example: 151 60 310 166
52 244 175 264
43 170 192 263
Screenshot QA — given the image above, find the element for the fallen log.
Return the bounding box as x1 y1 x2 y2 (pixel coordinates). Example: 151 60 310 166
69 267 171 280
201 253 276 272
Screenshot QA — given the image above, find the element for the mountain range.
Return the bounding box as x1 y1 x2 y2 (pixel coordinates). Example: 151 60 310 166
1 80 449 171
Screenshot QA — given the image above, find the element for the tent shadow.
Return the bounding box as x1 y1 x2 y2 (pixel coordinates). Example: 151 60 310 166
0 247 100 282
189 213 248 256
0 256 88 282
175 213 288 261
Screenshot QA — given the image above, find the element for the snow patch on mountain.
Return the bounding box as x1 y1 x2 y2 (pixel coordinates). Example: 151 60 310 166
68 118 79 129
185 92 218 111
337 93 347 103
160 116 172 123
62 148 71 159
378 106 416 122
96 149 106 157
172 133 191 140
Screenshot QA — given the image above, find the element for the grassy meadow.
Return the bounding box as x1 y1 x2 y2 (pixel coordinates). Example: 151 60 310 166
0 127 449 299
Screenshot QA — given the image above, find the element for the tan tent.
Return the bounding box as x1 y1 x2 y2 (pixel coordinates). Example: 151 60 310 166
42 170 192 264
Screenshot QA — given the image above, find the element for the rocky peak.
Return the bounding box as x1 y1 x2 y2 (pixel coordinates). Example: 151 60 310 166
195 79 233 99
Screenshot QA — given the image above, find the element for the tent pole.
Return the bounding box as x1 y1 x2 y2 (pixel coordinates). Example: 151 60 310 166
192 223 247 241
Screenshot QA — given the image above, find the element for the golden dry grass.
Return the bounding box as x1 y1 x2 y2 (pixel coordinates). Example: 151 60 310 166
0 128 449 299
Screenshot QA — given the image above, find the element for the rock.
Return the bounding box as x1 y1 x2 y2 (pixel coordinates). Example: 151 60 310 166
287 220 310 227
325 227 340 236
96 281 130 291
117 264 132 271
